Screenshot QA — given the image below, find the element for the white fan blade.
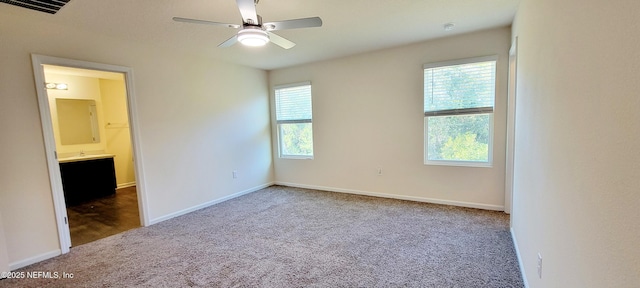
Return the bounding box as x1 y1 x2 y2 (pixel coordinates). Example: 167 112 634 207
268 32 296 49
236 0 258 25
218 35 238 47
173 17 240 29
263 17 322 31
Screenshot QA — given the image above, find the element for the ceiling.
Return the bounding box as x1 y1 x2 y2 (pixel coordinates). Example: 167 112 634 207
8 0 521 70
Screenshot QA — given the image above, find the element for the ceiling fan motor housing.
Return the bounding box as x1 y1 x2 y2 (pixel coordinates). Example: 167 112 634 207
244 14 263 27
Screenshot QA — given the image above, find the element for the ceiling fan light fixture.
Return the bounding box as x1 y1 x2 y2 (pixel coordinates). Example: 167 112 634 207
237 28 270 47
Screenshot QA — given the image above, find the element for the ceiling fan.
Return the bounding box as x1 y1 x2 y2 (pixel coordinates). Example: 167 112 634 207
173 0 323 49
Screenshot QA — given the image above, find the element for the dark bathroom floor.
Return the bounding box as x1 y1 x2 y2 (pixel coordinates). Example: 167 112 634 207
66 186 141 247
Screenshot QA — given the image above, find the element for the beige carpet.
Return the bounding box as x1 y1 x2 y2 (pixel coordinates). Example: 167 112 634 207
2 185 523 287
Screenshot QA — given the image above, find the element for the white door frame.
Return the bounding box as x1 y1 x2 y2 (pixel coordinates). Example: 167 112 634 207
505 37 518 214
31 54 149 253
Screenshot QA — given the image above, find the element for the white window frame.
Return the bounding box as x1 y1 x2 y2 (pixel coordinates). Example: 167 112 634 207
423 55 497 168
274 81 314 160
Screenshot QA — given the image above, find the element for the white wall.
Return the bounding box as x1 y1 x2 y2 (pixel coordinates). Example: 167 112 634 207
0 212 9 275
100 78 136 187
0 7 273 268
511 0 640 287
269 27 511 210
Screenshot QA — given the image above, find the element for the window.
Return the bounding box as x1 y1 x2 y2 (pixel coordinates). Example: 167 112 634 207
275 82 314 159
423 56 497 166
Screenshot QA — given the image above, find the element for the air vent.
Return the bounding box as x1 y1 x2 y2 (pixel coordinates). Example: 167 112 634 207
0 0 71 14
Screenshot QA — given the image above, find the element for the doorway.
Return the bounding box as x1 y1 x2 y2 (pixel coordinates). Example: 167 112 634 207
31 55 149 253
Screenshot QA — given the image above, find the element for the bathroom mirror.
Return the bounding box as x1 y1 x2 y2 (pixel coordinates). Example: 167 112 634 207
56 99 100 145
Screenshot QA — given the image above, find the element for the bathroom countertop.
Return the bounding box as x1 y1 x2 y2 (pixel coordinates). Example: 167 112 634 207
58 154 115 163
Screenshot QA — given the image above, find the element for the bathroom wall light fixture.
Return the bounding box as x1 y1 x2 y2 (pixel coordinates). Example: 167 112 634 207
46 82 68 90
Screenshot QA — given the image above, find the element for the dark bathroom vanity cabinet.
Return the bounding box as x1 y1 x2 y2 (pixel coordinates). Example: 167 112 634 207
59 155 117 206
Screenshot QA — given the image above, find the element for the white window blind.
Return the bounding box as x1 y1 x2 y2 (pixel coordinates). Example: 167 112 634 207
275 84 312 123
424 58 496 116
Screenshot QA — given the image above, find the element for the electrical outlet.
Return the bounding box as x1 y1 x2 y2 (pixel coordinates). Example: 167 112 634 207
537 253 543 278
232 170 238 179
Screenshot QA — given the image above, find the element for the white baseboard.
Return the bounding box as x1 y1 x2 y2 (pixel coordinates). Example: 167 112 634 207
117 182 136 189
275 182 505 211
149 182 274 225
511 227 529 288
9 249 61 270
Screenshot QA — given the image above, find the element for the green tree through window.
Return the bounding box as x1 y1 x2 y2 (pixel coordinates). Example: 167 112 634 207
280 123 313 156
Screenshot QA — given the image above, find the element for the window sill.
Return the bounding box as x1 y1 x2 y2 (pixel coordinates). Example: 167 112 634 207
424 160 492 168
279 156 314 160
